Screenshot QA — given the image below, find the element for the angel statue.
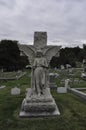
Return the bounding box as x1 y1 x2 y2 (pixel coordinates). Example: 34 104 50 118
31 49 48 96
19 32 61 117
19 43 60 95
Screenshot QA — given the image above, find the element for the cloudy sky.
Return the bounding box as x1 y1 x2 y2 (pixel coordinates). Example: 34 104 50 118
0 0 86 47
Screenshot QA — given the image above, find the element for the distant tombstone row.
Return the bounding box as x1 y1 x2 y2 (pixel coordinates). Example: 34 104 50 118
60 64 72 70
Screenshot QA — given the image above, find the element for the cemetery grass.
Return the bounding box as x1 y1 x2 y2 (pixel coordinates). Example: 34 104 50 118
0 69 86 130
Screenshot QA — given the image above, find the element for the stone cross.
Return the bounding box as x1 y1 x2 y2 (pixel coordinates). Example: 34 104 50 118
18 31 61 65
34 32 47 49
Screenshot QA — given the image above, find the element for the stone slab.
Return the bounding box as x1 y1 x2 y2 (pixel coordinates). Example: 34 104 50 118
57 87 67 93
0 85 6 89
19 102 60 117
11 87 20 95
68 88 86 101
19 88 60 117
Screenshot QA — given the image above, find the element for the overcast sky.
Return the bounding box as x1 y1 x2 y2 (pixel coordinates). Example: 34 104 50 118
0 0 86 47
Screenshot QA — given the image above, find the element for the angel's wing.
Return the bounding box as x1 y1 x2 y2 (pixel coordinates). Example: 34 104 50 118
43 46 61 65
18 44 36 66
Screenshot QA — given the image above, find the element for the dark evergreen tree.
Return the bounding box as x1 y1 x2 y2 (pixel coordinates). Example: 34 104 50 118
0 40 29 71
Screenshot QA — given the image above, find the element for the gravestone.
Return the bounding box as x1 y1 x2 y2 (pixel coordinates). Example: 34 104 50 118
66 64 71 69
81 59 86 79
57 79 70 93
57 87 67 93
11 87 20 95
49 73 57 88
61 65 65 70
74 79 79 84
65 79 70 88
68 68 73 73
0 85 6 89
60 79 65 85
19 32 61 117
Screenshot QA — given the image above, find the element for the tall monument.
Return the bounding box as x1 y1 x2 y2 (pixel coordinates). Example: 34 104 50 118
19 32 61 117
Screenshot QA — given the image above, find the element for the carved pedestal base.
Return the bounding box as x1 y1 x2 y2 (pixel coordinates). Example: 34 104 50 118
19 88 60 117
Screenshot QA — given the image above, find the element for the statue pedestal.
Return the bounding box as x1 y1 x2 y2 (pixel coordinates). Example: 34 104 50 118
19 88 60 117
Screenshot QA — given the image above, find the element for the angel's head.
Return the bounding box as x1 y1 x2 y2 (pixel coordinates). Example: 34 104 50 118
36 49 43 57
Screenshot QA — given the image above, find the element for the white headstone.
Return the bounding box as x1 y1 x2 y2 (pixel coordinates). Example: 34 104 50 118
49 73 56 83
81 72 86 78
61 65 65 70
57 87 67 93
69 68 73 73
66 64 71 69
0 85 6 89
11 87 20 95
65 79 70 88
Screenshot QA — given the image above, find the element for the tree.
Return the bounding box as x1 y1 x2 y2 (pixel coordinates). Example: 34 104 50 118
0 40 29 71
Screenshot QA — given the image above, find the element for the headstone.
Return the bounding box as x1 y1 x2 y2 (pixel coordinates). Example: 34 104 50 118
0 85 6 89
57 87 67 93
60 79 65 85
74 78 79 84
57 79 70 93
68 68 73 73
49 73 57 88
81 59 86 79
1 68 3 72
11 87 20 95
81 72 86 79
66 64 71 69
54 73 59 78
65 79 70 88
61 65 65 70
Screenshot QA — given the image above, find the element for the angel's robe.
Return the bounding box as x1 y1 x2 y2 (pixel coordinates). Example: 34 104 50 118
32 57 48 95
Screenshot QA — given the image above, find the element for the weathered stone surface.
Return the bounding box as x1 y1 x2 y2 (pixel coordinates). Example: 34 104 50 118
57 87 67 93
68 88 86 101
34 32 47 49
0 85 6 89
11 87 20 95
19 32 60 117
49 73 57 88
20 88 60 117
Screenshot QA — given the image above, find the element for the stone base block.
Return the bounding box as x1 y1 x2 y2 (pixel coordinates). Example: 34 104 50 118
19 103 60 117
19 88 60 117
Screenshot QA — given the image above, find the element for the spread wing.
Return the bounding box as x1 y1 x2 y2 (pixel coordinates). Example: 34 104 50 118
43 46 61 65
18 44 36 66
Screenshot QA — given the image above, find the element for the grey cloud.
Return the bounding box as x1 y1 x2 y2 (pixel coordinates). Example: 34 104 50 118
0 0 86 47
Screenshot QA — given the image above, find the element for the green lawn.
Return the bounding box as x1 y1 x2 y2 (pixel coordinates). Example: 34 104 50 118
0 69 86 130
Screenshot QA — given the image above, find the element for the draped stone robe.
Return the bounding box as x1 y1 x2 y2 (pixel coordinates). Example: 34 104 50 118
31 57 48 95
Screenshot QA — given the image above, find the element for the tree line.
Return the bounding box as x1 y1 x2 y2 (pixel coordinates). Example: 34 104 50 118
0 40 29 71
50 45 86 68
0 39 86 71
